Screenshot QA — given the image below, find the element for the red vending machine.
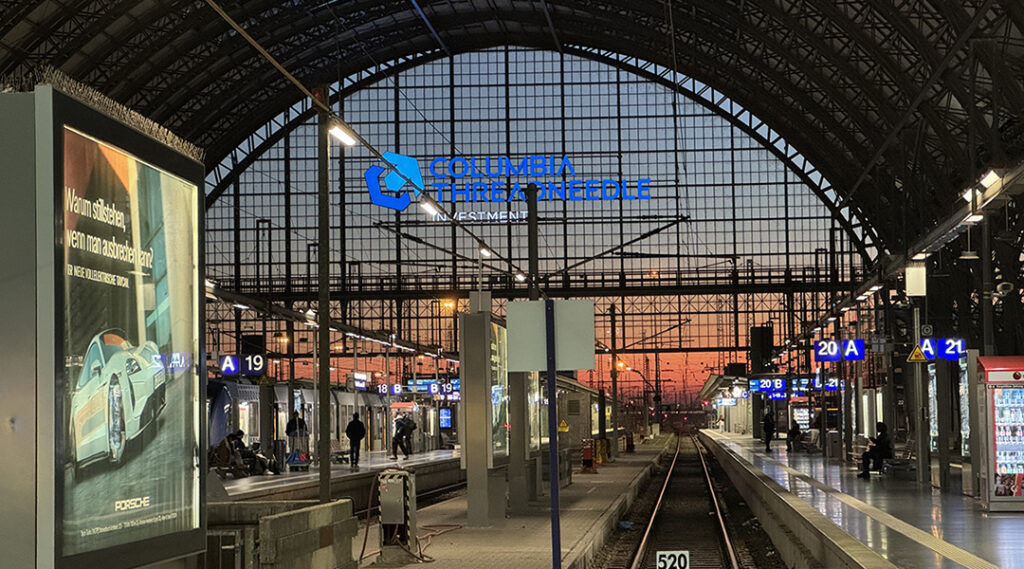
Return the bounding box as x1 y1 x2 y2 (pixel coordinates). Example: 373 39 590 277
979 356 1024 511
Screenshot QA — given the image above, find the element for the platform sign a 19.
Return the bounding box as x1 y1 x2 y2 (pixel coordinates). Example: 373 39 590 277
219 354 265 376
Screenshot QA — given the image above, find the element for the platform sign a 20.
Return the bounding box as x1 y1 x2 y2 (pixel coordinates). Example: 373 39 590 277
656 551 690 569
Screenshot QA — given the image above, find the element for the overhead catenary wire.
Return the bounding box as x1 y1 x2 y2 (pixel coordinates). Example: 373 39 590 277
201 0 535 291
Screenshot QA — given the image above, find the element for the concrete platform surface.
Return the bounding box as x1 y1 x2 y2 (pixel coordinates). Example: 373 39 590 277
356 441 668 569
223 449 459 497
704 430 1021 569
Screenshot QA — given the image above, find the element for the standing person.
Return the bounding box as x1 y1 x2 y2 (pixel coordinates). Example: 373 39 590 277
401 414 418 456
857 422 892 478
763 411 775 453
345 412 366 468
391 413 411 459
286 411 308 452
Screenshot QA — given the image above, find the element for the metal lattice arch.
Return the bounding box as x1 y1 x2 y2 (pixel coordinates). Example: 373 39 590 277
2 0 1023 255
204 47 880 262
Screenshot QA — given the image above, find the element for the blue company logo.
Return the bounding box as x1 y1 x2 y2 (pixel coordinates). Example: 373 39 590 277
365 153 652 211
364 152 424 211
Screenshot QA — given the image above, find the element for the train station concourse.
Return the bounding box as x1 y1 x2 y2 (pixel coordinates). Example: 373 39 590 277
2 1 1024 568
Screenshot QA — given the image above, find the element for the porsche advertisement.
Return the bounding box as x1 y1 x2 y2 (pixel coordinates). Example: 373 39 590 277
61 127 199 557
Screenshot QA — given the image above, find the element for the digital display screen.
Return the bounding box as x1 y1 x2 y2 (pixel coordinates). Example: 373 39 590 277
352 372 368 391
61 127 200 556
790 378 811 393
439 408 452 429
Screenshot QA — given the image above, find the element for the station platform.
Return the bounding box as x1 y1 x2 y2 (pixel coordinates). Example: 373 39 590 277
701 430 1019 569
356 440 670 569
221 449 460 502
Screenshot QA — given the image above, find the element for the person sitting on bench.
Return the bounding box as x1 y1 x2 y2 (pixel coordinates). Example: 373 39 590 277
857 422 893 478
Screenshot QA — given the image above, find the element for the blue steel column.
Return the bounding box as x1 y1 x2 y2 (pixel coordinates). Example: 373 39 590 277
545 299 562 569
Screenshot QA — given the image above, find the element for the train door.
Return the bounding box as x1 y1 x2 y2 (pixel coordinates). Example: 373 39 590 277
370 403 388 451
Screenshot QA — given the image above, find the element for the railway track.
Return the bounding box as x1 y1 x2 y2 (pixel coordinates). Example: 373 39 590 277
621 435 745 569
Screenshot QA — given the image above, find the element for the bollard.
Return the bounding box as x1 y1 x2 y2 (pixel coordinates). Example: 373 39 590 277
595 438 609 464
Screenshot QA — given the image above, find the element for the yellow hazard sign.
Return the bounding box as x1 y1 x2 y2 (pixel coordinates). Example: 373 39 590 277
558 419 570 432
907 345 929 362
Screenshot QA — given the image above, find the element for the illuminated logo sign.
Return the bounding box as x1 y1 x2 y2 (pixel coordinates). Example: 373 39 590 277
365 154 652 219
364 152 424 211
717 397 737 406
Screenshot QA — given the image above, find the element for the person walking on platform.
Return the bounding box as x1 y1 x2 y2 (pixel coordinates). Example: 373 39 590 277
391 413 412 459
763 412 775 453
857 422 893 478
345 412 366 468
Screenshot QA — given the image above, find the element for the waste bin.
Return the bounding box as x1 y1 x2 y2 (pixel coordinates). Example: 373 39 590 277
826 430 842 458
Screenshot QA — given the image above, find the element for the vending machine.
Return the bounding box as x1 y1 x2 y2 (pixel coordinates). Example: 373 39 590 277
979 356 1024 511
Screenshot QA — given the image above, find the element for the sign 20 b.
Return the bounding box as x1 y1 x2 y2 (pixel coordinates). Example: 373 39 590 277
656 551 690 569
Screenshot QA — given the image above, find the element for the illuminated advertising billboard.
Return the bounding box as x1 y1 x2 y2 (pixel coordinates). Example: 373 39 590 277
60 127 200 562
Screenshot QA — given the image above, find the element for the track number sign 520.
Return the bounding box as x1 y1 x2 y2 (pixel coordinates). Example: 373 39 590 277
656 551 690 569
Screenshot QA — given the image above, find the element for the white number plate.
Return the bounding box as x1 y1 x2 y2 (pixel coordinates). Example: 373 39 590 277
656 550 690 569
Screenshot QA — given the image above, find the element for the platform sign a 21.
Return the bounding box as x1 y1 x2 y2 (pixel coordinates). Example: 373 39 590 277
919 338 966 361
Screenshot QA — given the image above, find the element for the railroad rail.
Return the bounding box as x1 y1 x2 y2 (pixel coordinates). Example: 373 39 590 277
629 435 741 569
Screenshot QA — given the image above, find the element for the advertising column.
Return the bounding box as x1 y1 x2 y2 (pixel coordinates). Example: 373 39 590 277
61 125 202 562
0 87 202 569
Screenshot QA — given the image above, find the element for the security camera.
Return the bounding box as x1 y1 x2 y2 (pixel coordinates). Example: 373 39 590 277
996 282 1015 297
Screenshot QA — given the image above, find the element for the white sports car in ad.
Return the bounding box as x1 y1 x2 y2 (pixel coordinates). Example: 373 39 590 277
69 330 167 471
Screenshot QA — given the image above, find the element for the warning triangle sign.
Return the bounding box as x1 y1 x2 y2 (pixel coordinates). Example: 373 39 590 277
558 419 570 432
907 345 929 362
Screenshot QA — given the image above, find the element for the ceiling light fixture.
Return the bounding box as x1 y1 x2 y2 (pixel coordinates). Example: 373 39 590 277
980 169 1001 189
328 123 357 146
420 199 438 216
